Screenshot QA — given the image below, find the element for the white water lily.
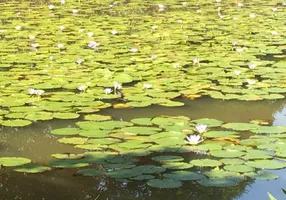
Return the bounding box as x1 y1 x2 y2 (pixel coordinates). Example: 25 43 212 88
77 85 87 91
271 7 278 11
235 47 243 53
88 41 100 49
151 55 158 59
232 41 238 46
249 13 255 18
143 83 152 89
28 88 44 96
104 88 112 94
186 134 204 145
87 32 94 37
76 58 84 64
79 29 84 33
182 2 187 6
31 43 39 48
130 48 138 53
48 5 54 10
249 64 256 70
59 26 65 31
29 35 35 40
72 9 79 14
193 57 200 64
216 0 221 2
114 82 122 90
111 30 118 35
157 4 164 12
196 9 201 13
151 25 158 30
234 70 241 75
195 124 208 133
60 0 65 4
271 31 278 35
237 2 243 7
34 90 45 96
57 43 64 49
247 79 256 85
15 26 22 30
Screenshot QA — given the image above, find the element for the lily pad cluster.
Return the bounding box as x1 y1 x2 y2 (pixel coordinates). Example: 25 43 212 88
1 0 286 126
37 116 286 188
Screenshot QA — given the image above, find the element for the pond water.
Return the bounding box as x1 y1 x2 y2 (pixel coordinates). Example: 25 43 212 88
1 0 286 200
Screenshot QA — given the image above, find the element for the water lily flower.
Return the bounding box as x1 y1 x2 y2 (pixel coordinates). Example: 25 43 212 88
111 30 118 35
76 58 84 64
234 70 241 75
16 12 21 16
158 4 165 11
60 0 65 4
87 32 94 37
48 5 54 10
195 124 208 133
15 26 22 30
72 9 79 14
177 19 183 23
249 64 256 70
182 2 187 6
271 7 278 11
77 85 87 91
246 79 256 85
186 134 204 145
232 41 238 46
193 57 200 65
235 47 243 52
151 55 158 59
59 26 65 31
29 35 35 40
31 43 39 48
88 41 100 49
57 43 64 49
174 63 180 68
28 88 36 95
196 9 201 13
143 83 152 89
237 2 243 6
79 29 84 33
104 88 112 94
216 0 221 2
114 82 122 90
233 17 238 20
271 31 278 35
249 13 255 18
34 90 45 96
130 48 138 53
151 25 158 30
49 56 54 60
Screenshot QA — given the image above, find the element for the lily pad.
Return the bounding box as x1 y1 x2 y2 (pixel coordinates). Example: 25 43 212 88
147 178 183 188
14 164 51 173
0 157 31 167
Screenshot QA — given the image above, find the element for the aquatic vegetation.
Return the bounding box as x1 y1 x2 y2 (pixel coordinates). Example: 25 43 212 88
186 134 204 145
195 124 208 133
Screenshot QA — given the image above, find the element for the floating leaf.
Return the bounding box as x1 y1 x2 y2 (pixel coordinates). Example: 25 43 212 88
163 171 204 181
14 164 51 173
0 157 31 167
151 155 184 163
147 179 182 188
76 168 106 176
190 159 222 167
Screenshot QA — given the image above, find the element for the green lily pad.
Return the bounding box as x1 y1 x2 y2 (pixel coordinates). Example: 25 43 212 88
76 168 106 176
84 114 112 121
14 164 51 173
51 128 80 136
49 159 89 168
130 118 153 126
1 119 32 127
222 123 259 131
163 171 204 181
197 178 237 187
203 131 240 138
245 171 279 180
147 178 183 188
245 160 286 169
52 113 80 119
224 164 254 173
0 157 31 167
151 155 184 163
210 150 245 158
58 137 88 145
190 159 222 167
192 118 223 127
